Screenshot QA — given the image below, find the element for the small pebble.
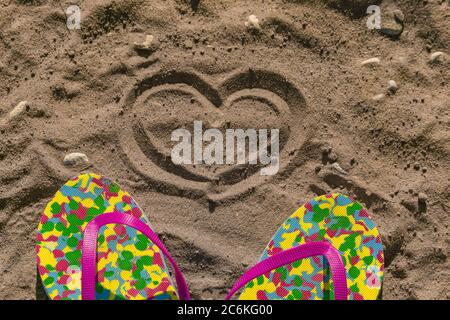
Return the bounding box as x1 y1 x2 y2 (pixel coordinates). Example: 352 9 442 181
388 80 398 93
361 57 381 66
183 39 194 50
245 15 261 31
418 193 428 203
413 162 420 170
133 34 159 53
63 152 90 167
331 162 348 175
429 52 445 64
9 101 29 118
380 10 404 38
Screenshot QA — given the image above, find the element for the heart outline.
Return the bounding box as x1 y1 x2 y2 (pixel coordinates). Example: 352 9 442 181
119 68 307 201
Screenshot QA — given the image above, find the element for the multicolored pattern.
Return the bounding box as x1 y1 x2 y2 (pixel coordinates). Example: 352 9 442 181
36 173 178 300
239 193 384 300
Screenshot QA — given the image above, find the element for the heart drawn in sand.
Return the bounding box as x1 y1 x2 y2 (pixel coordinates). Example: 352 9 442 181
119 69 307 201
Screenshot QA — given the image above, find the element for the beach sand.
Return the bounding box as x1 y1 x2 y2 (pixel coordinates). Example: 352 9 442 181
0 0 449 299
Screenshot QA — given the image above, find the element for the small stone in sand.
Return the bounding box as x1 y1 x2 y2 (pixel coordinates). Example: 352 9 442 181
183 39 194 50
133 35 159 53
429 52 446 64
418 193 428 204
331 162 348 175
361 57 380 66
388 80 398 93
9 101 30 118
245 15 261 31
380 10 404 38
63 152 90 167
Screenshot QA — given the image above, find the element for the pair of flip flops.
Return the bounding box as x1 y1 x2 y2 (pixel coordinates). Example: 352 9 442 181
36 173 384 300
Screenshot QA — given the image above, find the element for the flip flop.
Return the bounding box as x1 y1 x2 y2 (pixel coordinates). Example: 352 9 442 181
36 173 189 300
226 193 384 300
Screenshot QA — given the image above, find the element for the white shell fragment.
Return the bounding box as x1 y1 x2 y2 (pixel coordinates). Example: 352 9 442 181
9 101 29 119
361 57 381 66
141 35 154 49
245 15 261 31
429 52 446 64
331 162 348 175
63 152 90 167
372 93 385 101
133 34 158 52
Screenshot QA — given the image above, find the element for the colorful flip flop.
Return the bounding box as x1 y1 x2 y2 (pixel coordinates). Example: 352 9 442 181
36 173 189 300
226 193 384 300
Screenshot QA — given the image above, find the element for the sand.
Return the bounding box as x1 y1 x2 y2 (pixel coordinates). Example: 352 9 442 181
0 0 449 300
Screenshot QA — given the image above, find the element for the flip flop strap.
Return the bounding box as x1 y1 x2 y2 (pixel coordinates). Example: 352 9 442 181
225 241 348 300
81 212 190 300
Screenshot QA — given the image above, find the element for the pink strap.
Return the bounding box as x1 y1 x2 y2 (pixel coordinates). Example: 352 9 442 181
225 241 348 300
81 212 190 300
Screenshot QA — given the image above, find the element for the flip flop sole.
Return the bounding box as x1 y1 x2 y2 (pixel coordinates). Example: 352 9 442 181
36 173 177 300
239 193 384 300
